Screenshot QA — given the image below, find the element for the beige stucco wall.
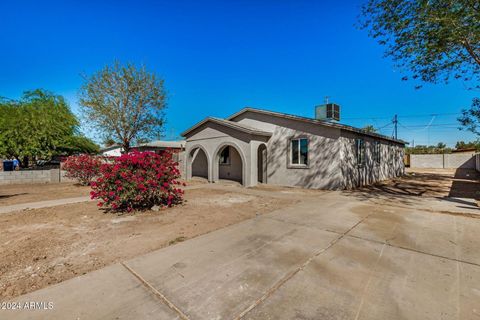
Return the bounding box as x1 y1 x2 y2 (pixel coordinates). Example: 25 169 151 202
191 148 208 178
340 131 404 189
234 112 345 189
184 121 269 186
234 111 404 189
184 110 405 189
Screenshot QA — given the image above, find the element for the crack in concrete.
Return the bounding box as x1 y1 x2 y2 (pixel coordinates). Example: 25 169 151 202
353 243 386 320
267 213 480 268
234 213 373 320
345 234 480 268
235 209 480 319
121 262 191 320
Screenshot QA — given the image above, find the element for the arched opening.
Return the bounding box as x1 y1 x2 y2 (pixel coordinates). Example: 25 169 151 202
257 144 267 183
190 147 209 180
216 145 243 184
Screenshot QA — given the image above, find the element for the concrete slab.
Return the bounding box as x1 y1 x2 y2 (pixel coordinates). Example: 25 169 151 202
349 206 480 265
244 236 480 320
265 195 372 234
2 264 180 320
125 215 340 320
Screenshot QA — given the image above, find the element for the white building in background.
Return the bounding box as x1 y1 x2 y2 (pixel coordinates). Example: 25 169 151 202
99 145 123 157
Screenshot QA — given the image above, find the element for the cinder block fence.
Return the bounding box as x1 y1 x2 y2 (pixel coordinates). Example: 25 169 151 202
410 153 476 169
0 169 70 185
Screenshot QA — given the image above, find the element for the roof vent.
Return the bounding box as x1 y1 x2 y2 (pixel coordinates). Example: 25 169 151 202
315 103 340 122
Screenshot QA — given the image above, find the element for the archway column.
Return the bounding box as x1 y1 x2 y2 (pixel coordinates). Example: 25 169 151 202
186 145 212 182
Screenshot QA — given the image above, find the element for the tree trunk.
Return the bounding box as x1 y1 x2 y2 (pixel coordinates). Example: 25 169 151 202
122 140 131 154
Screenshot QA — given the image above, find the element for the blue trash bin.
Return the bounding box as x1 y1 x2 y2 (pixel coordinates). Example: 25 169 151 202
3 160 14 171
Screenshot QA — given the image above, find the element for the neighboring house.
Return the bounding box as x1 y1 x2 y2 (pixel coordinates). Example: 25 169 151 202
181 106 406 189
99 145 123 157
99 141 185 158
132 140 186 153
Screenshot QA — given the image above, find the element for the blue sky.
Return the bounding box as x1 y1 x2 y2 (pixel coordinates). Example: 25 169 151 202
1 0 478 147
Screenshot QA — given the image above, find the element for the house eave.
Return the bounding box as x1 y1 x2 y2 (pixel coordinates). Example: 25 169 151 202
181 117 272 138
227 107 407 145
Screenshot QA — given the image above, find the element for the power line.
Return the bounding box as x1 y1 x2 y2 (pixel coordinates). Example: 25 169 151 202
342 112 462 120
375 122 393 130
399 123 459 128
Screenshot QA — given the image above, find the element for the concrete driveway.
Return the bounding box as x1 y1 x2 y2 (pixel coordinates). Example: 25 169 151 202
4 181 480 320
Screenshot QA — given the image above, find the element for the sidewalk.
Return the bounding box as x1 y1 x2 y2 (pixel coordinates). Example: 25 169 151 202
0 196 91 214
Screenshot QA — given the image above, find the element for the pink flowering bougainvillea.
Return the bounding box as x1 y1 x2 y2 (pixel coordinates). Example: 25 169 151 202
63 154 102 186
90 150 185 212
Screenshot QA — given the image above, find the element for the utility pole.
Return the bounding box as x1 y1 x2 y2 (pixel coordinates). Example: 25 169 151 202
393 114 398 139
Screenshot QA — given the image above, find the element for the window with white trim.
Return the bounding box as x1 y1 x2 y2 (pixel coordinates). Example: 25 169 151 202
290 138 308 166
356 139 365 165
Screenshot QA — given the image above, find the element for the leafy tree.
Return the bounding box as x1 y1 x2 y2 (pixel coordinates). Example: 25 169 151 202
405 144 452 154
58 136 100 154
359 0 479 86
359 1 479 133
436 142 447 149
455 140 480 150
0 89 98 161
79 61 167 153
459 98 480 135
362 125 377 133
103 138 117 147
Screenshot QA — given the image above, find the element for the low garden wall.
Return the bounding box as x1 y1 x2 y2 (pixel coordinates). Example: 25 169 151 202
0 169 74 185
410 153 476 169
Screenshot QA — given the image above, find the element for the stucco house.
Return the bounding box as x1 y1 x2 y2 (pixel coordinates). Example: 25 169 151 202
181 107 406 189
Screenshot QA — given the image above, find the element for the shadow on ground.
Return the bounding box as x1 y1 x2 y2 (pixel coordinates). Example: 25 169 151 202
0 193 28 199
344 168 480 210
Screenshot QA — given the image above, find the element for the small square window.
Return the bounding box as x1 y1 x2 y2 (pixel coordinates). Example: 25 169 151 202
219 147 230 165
290 138 308 166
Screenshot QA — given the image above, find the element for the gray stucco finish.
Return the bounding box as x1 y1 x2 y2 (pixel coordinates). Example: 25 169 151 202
182 109 405 189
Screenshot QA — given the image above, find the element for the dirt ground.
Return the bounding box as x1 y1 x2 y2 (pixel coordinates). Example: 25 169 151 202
0 186 295 299
0 183 90 206
0 179 206 207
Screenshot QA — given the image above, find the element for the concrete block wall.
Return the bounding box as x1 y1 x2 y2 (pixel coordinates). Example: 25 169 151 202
0 169 63 185
445 153 476 169
60 170 77 183
410 154 476 169
174 151 186 178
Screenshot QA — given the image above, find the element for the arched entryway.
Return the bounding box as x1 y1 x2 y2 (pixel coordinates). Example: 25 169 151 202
189 147 209 180
215 144 244 185
257 144 267 183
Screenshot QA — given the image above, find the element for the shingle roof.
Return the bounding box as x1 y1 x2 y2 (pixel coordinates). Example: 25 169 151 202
227 107 407 145
181 117 272 137
135 140 186 149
